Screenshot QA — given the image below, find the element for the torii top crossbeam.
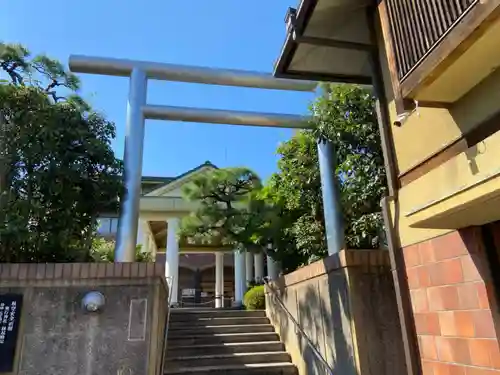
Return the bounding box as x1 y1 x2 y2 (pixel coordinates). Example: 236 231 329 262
69 55 317 92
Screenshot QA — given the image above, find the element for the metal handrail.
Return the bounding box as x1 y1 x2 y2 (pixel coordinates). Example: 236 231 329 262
160 276 174 375
263 277 334 375
180 296 235 308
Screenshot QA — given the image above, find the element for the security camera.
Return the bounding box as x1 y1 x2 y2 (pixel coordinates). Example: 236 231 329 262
393 112 409 127
82 291 105 312
393 100 419 127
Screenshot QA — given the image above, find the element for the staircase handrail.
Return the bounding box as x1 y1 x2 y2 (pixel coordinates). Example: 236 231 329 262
263 276 335 375
179 296 234 308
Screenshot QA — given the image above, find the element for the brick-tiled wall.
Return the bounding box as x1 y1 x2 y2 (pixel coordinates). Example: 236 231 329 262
404 228 500 374
0 262 165 281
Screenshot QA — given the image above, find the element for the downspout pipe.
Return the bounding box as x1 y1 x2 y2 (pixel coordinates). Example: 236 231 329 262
367 6 421 375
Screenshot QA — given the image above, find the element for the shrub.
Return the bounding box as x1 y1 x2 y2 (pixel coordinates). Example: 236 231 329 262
243 285 265 310
247 279 264 289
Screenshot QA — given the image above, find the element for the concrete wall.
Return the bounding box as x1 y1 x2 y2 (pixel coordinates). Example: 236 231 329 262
265 250 406 375
0 263 168 375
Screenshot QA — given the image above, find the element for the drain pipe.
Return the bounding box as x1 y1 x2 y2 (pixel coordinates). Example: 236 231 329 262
367 7 421 375
381 196 420 375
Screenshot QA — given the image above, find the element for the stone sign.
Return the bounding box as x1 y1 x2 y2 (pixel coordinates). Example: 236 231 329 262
0 294 23 373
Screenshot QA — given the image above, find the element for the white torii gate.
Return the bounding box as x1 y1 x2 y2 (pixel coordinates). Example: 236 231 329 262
68 55 345 263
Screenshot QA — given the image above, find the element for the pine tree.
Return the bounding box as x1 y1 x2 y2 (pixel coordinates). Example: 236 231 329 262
0 43 123 262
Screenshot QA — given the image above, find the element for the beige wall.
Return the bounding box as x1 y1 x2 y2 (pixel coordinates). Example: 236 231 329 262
265 250 406 375
0 263 168 375
377 10 500 247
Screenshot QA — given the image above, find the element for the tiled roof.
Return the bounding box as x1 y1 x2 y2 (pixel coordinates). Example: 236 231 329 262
141 160 218 195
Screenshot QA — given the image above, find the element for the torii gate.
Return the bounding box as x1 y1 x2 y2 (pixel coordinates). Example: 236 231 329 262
69 55 344 262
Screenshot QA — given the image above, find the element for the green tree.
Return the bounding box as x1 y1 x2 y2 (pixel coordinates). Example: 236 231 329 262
0 43 124 262
312 84 386 249
179 167 263 251
90 238 152 263
253 132 324 270
261 84 386 269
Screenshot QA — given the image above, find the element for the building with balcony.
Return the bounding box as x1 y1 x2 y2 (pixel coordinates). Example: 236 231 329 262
97 161 278 308
274 0 500 374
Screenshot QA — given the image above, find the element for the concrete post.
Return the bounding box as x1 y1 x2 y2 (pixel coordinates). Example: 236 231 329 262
267 255 282 280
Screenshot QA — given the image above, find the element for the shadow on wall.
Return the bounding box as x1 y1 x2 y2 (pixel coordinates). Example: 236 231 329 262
266 263 356 375
266 251 407 375
460 224 500 342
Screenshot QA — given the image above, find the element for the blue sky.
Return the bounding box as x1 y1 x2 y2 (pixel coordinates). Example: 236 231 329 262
1 0 316 181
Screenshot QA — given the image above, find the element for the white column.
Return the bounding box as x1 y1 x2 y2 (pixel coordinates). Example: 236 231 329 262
136 219 145 247
267 255 281 280
233 250 246 306
241 252 246 296
215 252 224 308
245 252 254 286
165 218 180 305
143 234 149 253
150 232 158 256
221 254 225 307
254 252 264 282
141 221 156 255
141 222 149 252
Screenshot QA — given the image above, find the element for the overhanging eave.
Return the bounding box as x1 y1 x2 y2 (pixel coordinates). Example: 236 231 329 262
274 0 375 84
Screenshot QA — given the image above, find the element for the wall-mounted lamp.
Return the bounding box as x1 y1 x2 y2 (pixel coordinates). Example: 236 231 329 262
82 291 105 313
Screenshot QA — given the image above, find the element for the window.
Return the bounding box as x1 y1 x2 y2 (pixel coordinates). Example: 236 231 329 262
97 217 119 234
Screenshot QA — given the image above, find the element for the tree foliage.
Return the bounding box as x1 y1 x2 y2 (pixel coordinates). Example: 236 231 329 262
179 167 263 250
312 84 386 249
0 43 124 262
260 84 386 269
90 238 152 263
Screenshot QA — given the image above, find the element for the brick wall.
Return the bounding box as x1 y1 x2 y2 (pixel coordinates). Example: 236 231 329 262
403 228 500 374
0 262 165 282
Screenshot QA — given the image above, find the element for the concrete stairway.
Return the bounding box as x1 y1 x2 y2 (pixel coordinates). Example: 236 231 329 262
164 309 297 375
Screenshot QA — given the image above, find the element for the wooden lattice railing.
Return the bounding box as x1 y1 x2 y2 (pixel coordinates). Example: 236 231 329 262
386 0 478 81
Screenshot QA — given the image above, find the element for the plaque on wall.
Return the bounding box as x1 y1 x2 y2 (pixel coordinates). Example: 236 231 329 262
0 294 23 373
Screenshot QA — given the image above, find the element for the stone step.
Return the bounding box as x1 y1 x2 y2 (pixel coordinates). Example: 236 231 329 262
164 362 298 375
168 332 280 346
169 309 266 321
166 341 285 358
166 352 291 369
170 316 270 327
169 324 274 337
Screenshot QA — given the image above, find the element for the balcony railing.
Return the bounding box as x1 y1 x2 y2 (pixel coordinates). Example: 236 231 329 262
386 0 478 81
